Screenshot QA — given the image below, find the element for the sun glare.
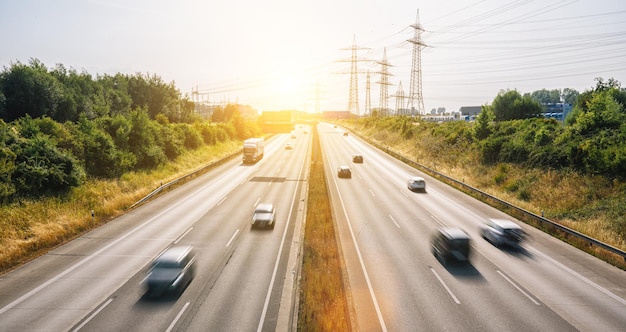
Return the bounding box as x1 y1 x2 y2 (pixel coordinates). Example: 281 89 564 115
273 76 299 95
262 74 309 110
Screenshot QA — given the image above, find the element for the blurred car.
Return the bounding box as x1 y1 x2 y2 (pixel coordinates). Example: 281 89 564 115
480 218 525 247
342 132 348 136
145 246 196 296
407 176 426 192
285 142 293 150
431 227 471 265
352 154 363 163
337 165 352 178
252 203 276 229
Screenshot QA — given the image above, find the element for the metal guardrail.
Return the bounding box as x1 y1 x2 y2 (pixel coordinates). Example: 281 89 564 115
129 149 242 209
351 129 626 262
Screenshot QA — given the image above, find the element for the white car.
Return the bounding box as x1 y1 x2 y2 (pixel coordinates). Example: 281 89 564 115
252 203 276 229
480 218 525 247
407 176 426 192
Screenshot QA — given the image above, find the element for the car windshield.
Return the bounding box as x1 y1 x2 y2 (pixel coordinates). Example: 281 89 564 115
153 261 181 269
450 238 469 249
504 228 522 237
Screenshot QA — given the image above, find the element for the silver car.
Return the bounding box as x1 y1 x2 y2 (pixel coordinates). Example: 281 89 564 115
480 218 525 247
407 176 426 192
252 203 276 229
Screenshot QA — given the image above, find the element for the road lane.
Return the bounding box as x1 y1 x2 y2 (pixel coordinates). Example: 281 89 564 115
0 130 310 332
320 122 625 331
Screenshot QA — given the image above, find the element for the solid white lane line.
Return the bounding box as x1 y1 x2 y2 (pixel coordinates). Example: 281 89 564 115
528 245 626 306
321 128 388 331
431 268 461 304
71 297 114 332
216 196 227 206
496 270 541 306
0 190 201 316
330 175 388 331
226 229 239 248
165 302 190 332
256 144 308 332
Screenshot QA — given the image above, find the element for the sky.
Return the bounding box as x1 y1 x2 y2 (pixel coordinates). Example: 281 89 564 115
1 0 626 114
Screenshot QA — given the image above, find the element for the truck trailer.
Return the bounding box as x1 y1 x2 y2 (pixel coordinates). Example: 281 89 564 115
242 138 264 164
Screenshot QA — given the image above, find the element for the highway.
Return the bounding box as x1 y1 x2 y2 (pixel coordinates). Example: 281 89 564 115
1 121 625 332
319 122 626 331
0 129 310 332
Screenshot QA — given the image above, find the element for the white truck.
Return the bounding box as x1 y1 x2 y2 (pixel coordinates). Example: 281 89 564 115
242 138 264 164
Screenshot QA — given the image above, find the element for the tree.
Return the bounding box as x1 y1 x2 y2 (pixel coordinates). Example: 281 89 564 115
0 120 17 201
473 105 494 140
0 59 65 122
562 88 579 105
492 90 543 121
9 131 84 197
527 89 561 104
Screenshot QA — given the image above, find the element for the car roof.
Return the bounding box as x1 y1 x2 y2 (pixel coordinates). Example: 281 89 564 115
438 227 470 240
156 246 193 263
409 176 425 181
489 218 521 229
339 165 350 169
255 203 274 212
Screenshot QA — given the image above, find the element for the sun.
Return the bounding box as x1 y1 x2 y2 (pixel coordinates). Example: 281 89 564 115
272 76 300 95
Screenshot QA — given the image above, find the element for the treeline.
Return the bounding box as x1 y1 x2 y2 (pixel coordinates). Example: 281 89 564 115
366 78 626 180
0 59 260 202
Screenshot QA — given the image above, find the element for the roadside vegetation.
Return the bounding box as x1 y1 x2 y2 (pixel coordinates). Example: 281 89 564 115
0 59 261 272
298 123 350 331
340 78 626 268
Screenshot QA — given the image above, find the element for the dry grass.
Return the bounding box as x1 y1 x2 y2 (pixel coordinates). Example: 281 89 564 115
298 124 350 331
0 141 241 273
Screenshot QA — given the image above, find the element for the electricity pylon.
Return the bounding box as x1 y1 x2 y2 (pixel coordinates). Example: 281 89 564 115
339 35 370 116
376 48 393 116
394 81 405 115
406 9 428 115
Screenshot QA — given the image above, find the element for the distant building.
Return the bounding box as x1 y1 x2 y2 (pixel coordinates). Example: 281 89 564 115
542 103 572 122
459 106 482 121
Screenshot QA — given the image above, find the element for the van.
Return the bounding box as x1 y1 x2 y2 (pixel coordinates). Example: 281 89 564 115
431 228 471 265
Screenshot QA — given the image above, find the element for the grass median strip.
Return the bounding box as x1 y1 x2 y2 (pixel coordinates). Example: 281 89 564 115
298 124 350 331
